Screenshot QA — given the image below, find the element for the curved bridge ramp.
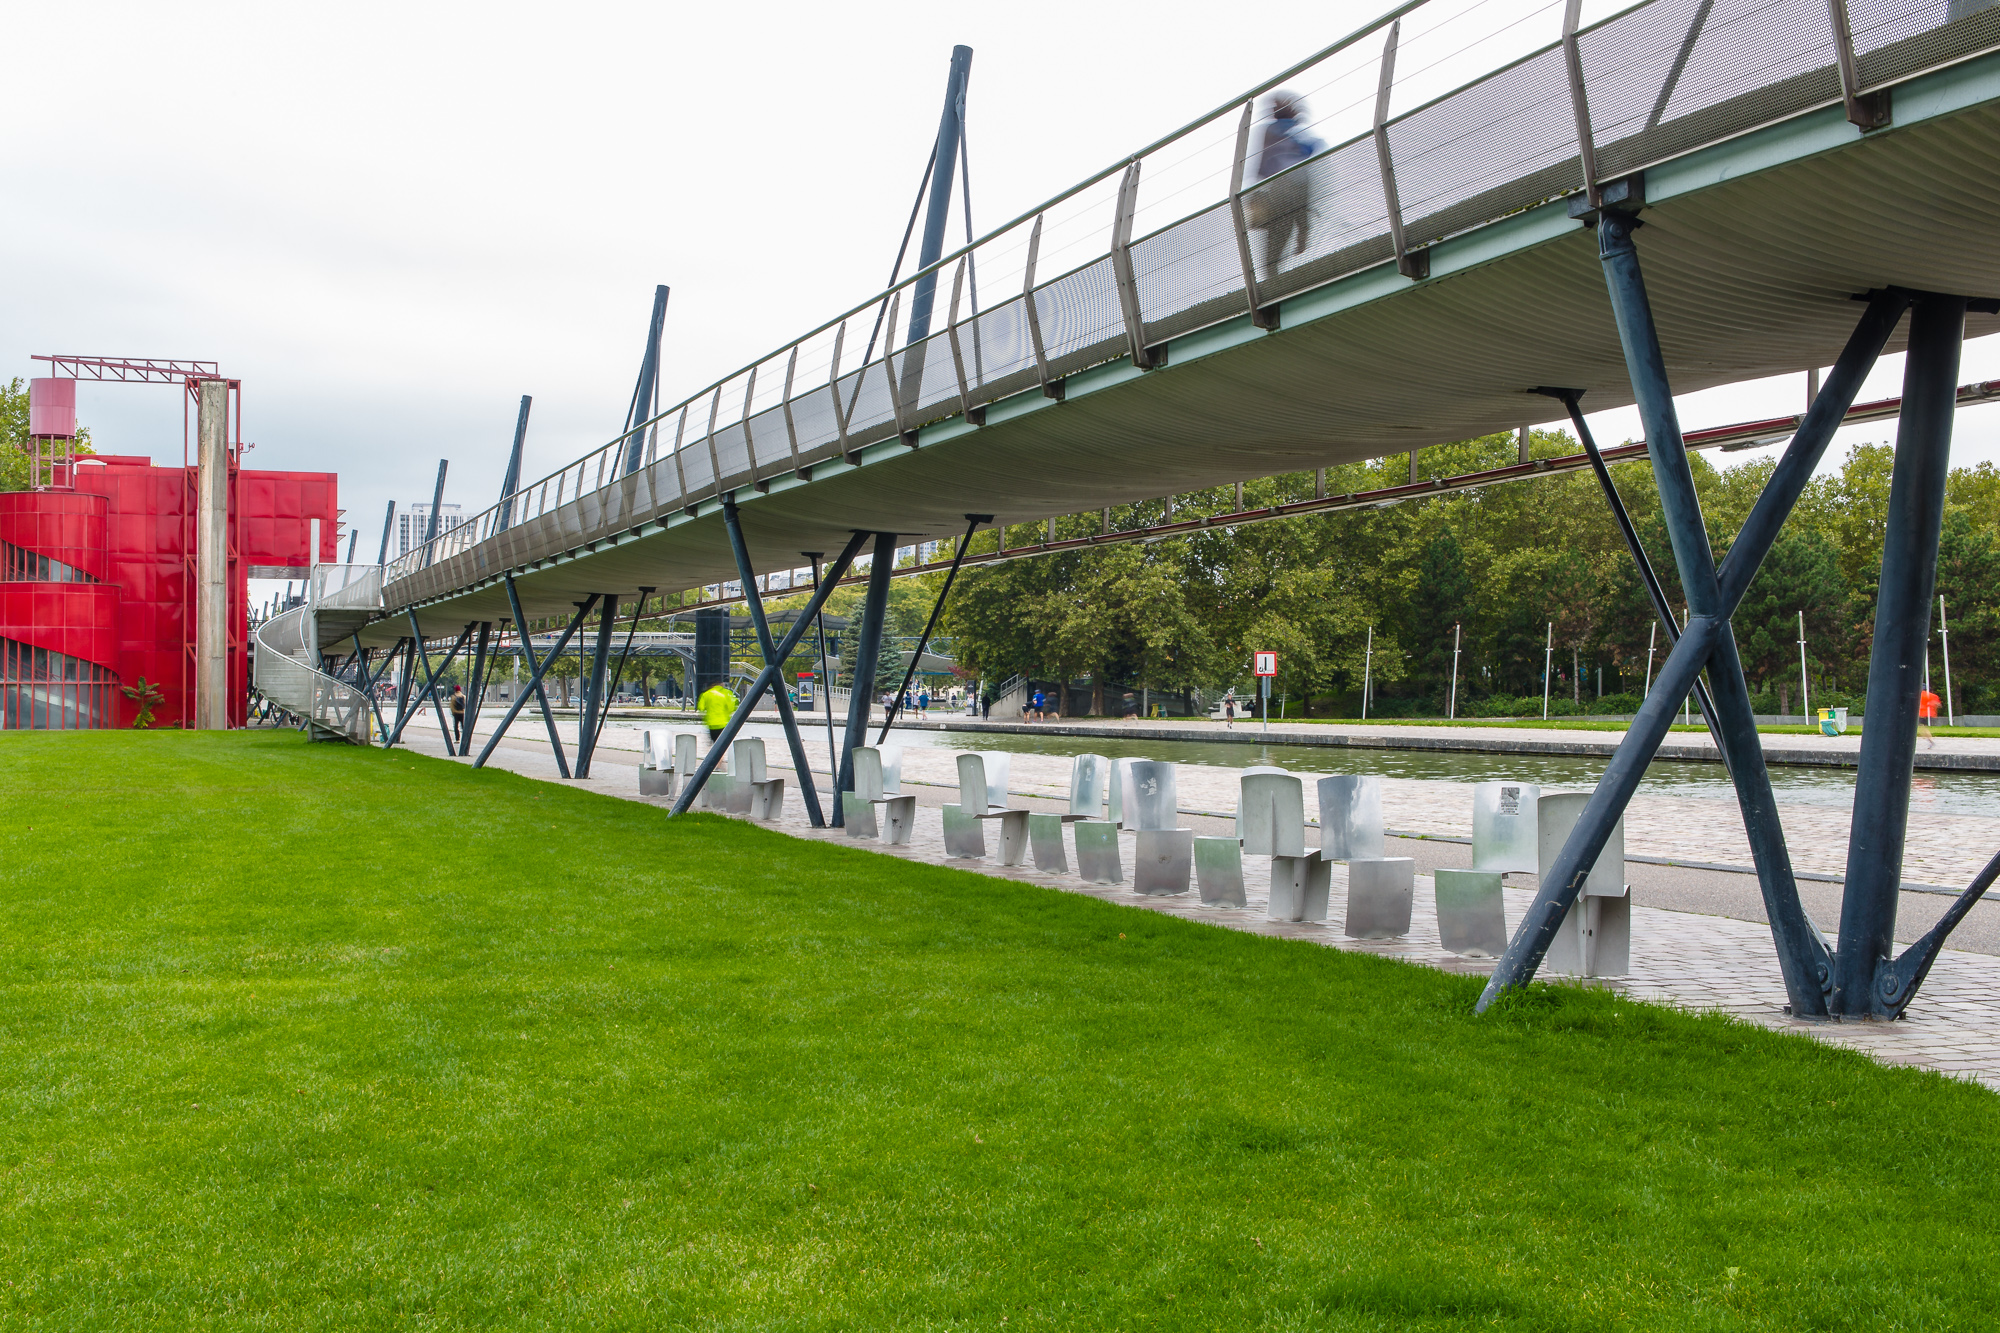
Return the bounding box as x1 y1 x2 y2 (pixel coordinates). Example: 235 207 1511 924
254 605 375 745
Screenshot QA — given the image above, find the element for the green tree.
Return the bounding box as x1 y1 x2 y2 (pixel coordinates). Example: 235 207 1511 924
1731 528 1848 708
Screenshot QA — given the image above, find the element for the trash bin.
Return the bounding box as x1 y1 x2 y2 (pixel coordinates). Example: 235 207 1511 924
1819 706 1849 737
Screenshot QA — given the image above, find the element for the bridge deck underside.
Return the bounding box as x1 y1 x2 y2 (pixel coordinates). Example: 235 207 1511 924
361 96 2000 644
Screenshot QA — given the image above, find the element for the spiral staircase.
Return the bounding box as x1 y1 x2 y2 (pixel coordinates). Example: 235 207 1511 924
252 602 375 744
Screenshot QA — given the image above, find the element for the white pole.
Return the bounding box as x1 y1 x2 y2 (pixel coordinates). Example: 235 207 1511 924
1541 621 1553 720
1683 609 1692 727
1643 620 1656 697
1361 626 1373 721
1940 594 1955 726
1797 608 1811 723
1448 622 1461 719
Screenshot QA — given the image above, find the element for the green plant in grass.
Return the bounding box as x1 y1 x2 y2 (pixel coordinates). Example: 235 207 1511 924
117 675 164 728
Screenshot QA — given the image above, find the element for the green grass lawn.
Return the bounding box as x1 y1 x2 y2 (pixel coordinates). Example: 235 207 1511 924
4 731 1996 1330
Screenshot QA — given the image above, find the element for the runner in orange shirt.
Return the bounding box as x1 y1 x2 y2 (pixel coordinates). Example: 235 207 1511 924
1918 686 1941 749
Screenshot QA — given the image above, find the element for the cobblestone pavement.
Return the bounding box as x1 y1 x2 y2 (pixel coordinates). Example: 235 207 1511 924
401 731 2000 1093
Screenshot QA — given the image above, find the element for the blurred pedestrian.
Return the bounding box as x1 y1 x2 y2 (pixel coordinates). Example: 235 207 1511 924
1248 91 1325 279
449 685 466 743
1224 693 1237 729
1919 685 1941 748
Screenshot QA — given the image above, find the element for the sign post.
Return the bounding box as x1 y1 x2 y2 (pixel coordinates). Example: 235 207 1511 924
1253 650 1277 733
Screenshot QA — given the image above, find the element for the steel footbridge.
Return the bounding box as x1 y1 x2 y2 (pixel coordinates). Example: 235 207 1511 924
287 0 2000 1020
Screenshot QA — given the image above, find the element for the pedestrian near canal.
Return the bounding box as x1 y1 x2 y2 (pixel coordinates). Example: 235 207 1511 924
1224 694 1236 729
697 679 739 742
1919 685 1941 749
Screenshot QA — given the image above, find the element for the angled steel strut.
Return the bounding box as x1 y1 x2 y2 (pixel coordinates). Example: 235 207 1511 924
1533 387 1729 763
585 588 654 768
672 530 871 817
576 594 621 778
472 585 601 776
838 534 899 816
1478 214 1915 1017
721 502 828 826
878 514 990 743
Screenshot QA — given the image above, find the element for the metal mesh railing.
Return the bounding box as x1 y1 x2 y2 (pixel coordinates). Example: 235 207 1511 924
382 0 1999 606
312 562 383 614
254 604 375 745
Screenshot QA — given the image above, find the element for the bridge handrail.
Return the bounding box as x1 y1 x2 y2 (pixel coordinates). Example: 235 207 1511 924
311 563 384 615
383 0 1991 597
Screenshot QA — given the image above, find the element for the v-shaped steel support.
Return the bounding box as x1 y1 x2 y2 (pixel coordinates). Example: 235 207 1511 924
471 584 599 777
673 530 870 817
390 616 475 751
721 500 829 826
1479 211 1916 1018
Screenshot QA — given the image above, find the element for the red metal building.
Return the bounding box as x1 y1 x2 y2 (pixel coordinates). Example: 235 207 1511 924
0 453 337 729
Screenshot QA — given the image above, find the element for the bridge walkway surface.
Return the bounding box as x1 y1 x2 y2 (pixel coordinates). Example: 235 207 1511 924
390 723 2000 1092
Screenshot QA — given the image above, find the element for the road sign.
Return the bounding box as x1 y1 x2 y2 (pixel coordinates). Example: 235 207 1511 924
1253 651 1278 677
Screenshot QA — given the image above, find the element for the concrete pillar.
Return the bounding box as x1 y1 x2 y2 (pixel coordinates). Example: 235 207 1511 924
1518 424 1531 464
195 379 231 730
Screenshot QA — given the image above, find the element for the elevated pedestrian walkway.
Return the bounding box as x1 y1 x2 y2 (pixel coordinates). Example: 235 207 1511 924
347 1 2000 635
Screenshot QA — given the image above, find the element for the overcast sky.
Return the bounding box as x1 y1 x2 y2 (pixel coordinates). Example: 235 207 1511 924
7 0 1997 576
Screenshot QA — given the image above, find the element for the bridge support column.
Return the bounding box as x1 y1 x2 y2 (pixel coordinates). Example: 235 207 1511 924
400 615 475 754
1834 293 1966 1017
672 533 870 817
837 533 898 824
722 501 827 826
462 622 494 757
877 515 989 742
1478 211 1918 1017
576 595 619 779
473 586 598 776
353 634 397 744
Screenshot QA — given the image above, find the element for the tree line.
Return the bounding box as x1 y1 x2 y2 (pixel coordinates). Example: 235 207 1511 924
933 431 2000 718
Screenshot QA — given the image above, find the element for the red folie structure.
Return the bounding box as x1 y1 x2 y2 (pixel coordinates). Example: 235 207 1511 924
3 370 338 729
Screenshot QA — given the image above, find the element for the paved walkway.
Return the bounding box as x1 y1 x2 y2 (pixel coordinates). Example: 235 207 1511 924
397 729 2000 1093
570 707 2000 769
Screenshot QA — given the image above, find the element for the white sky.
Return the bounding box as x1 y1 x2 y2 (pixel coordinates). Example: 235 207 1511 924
6 0 1997 585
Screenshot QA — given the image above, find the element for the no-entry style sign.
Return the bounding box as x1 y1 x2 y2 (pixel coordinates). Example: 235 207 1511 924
1253 651 1278 677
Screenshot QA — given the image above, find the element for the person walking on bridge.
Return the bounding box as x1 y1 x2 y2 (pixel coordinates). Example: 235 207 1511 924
697 679 739 743
1248 91 1324 280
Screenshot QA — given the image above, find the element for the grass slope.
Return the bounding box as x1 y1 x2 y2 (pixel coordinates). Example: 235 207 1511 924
2 731 1995 1331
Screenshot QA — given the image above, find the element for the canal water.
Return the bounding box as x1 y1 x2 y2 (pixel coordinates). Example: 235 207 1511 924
659 720 2000 820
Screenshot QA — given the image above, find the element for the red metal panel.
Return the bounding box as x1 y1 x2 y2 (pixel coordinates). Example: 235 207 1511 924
238 469 340 568
0 489 111 582
0 584 119 665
